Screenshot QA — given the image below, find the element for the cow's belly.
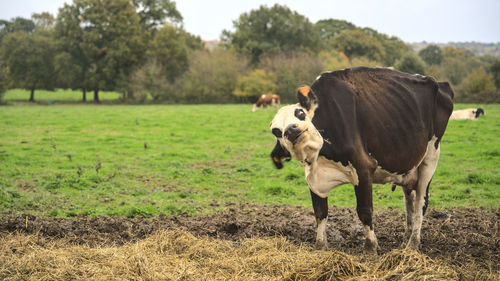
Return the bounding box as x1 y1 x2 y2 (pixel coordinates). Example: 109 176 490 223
306 157 418 198
372 166 418 186
306 136 438 197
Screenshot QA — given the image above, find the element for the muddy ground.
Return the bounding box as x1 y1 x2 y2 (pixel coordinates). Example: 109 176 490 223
1 204 499 273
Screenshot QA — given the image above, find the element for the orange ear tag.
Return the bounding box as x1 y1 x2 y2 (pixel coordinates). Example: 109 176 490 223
298 86 310 97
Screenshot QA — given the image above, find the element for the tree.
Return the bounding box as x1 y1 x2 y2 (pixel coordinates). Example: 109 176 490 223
442 46 474 61
31 12 55 30
0 20 11 42
315 19 356 45
376 35 408 66
233 69 276 101
0 17 35 42
440 47 471 86
329 29 385 63
418 45 442 66
441 57 468 86
394 52 426 74
181 29 204 54
55 4 90 101
132 0 182 31
0 65 7 102
9 17 36 33
0 30 56 101
56 0 145 103
490 58 500 89
223 4 319 63
147 25 189 82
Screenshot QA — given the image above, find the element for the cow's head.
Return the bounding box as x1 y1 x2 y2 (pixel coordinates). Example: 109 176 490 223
269 86 323 169
475 107 485 118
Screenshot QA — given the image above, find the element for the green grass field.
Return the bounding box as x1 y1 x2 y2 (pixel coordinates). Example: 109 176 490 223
0 101 499 218
3 89 122 104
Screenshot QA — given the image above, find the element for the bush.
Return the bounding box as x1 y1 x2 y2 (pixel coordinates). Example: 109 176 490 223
128 59 174 102
233 69 276 102
349 56 380 68
317 50 349 72
462 68 495 94
329 29 386 62
418 44 442 65
259 53 324 103
180 48 248 103
457 68 499 103
394 52 426 74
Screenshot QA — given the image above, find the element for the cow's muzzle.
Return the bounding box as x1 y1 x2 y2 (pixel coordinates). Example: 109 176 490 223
284 124 306 145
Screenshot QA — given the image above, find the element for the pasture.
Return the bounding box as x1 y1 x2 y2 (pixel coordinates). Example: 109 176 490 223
0 103 499 217
0 101 499 280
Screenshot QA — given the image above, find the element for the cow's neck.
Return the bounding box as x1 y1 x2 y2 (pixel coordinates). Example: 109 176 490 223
305 156 359 198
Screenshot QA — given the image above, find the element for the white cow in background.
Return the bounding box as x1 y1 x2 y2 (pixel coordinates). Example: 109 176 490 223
450 108 484 120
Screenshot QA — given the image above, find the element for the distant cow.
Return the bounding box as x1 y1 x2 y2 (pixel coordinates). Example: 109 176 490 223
450 108 484 120
252 94 280 112
269 67 454 253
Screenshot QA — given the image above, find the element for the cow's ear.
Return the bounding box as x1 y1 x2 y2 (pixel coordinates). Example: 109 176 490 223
270 140 291 169
297 85 317 112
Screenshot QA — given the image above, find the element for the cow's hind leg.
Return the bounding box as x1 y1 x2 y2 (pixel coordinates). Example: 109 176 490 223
406 140 440 250
402 184 416 242
310 190 328 250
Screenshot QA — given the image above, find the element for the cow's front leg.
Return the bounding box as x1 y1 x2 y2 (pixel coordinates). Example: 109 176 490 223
310 189 328 250
354 176 378 254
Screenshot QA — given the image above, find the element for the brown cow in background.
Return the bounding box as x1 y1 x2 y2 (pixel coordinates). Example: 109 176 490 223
252 94 280 112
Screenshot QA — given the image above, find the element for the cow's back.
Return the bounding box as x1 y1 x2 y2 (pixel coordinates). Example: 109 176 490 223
312 67 453 173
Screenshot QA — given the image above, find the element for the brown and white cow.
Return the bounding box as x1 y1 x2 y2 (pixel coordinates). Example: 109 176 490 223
450 107 484 120
252 94 280 112
269 67 454 253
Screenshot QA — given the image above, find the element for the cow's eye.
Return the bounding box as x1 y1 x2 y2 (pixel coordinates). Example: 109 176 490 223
295 108 306 121
272 128 282 138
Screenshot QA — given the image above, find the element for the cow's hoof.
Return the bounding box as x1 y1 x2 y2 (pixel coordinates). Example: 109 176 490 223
406 236 420 251
364 239 378 255
314 240 328 250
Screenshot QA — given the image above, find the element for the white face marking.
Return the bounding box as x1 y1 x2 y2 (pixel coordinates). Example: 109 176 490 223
270 104 323 164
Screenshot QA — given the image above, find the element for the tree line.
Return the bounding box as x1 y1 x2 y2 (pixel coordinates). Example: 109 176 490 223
1 1 499 104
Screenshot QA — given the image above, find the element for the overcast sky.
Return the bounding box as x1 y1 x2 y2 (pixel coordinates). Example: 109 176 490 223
1 0 499 43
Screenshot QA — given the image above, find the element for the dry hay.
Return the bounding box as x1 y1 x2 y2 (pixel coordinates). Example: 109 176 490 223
1 230 497 281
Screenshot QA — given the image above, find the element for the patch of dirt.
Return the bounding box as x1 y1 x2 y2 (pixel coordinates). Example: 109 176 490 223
1 205 498 272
